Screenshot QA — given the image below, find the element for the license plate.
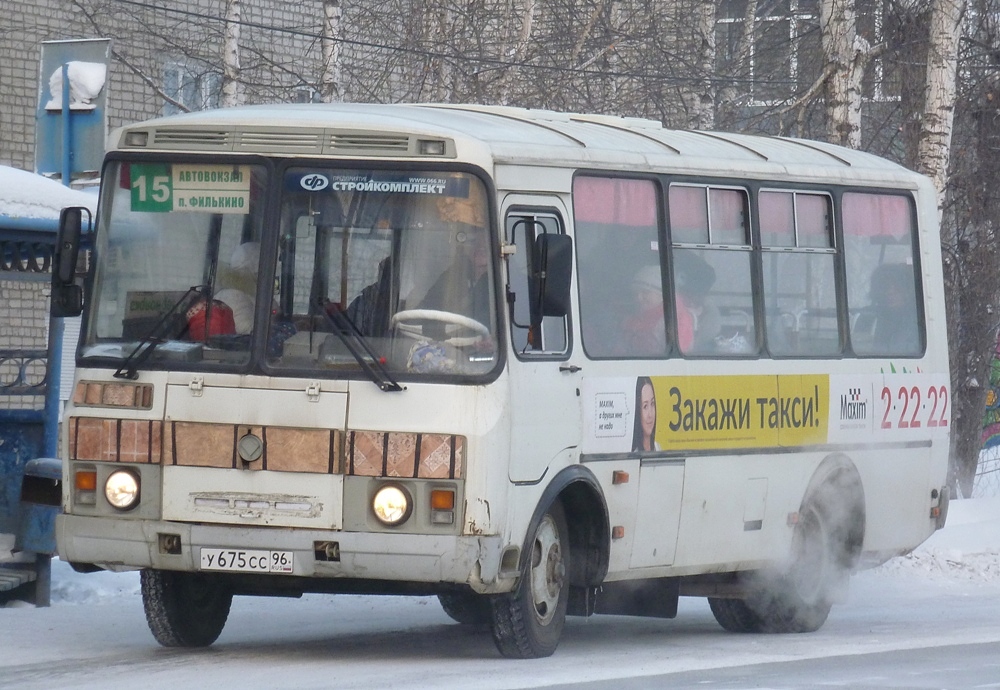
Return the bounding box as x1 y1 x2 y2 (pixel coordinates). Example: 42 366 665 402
200 548 294 573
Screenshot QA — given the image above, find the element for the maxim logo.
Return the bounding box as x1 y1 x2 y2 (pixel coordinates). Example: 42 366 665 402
840 387 867 421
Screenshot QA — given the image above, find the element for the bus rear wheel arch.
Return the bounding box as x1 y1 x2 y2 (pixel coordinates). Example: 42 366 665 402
709 458 865 634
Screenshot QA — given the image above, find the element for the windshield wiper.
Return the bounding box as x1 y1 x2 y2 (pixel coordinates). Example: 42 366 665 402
113 285 206 380
317 301 404 392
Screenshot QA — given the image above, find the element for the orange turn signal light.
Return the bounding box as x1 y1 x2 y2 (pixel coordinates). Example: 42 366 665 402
430 489 455 511
75 470 97 492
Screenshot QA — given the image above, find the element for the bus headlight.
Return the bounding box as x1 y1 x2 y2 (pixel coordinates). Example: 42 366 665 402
104 470 140 511
372 484 412 526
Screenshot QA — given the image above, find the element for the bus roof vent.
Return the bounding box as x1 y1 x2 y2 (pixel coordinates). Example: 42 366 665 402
328 133 412 155
152 129 231 149
237 130 324 153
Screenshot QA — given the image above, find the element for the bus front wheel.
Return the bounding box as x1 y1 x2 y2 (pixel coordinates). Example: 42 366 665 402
438 591 492 625
141 569 233 647
490 501 570 658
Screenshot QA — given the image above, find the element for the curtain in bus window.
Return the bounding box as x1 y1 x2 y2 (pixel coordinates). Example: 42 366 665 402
796 193 832 248
760 191 839 357
708 188 748 245
573 176 657 226
759 190 795 246
573 176 664 358
842 192 922 356
668 185 709 244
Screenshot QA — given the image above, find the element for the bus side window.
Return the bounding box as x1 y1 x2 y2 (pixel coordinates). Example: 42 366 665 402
505 211 568 356
759 190 840 357
843 192 923 357
670 185 757 356
574 176 663 359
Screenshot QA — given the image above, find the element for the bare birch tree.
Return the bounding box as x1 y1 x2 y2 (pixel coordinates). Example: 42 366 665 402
221 0 244 108
497 0 537 105
683 0 716 130
820 0 866 148
918 0 962 201
321 0 343 103
925 0 993 496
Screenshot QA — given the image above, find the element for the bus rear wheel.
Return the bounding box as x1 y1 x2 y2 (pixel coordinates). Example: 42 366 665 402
141 569 233 647
490 501 570 658
709 497 841 634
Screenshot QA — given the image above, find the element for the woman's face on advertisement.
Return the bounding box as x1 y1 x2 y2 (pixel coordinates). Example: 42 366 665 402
640 383 656 438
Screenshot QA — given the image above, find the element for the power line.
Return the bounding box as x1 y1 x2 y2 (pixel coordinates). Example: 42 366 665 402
110 0 802 88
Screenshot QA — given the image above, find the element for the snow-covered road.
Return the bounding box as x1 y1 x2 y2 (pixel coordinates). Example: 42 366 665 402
3 498 1000 689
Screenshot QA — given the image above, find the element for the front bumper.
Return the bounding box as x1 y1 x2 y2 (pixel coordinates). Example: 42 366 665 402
57 514 509 592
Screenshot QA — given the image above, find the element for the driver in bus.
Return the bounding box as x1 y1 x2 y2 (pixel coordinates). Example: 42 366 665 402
868 263 919 353
418 229 492 341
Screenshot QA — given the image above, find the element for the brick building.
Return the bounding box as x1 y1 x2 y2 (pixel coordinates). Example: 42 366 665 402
1 1 329 171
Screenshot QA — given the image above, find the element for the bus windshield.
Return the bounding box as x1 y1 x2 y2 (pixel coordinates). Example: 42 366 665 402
81 160 499 380
271 167 497 379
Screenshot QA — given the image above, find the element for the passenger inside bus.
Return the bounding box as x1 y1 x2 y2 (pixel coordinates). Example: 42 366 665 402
867 263 919 353
674 252 721 353
184 241 261 341
621 264 670 355
215 241 260 335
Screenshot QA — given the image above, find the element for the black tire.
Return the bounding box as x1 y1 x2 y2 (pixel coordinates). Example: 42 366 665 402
490 501 570 659
709 498 839 634
708 596 767 633
141 569 233 647
762 499 837 632
438 591 493 625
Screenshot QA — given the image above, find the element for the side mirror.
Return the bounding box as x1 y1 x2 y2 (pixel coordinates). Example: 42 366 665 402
51 206 89 318
532 233 572 318
56 207 83 283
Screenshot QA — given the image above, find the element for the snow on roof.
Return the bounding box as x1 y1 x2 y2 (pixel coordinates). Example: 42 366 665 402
0 165 97 221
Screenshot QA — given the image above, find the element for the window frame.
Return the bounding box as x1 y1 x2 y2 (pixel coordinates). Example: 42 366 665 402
572 173 667 361
840 189 925 358
504 206 572 361
757 187 842 358
667 181 759 358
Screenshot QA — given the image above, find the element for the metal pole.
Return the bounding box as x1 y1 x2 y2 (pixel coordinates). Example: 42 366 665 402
50 64 72 450
42 316 63 457
61 63 71 187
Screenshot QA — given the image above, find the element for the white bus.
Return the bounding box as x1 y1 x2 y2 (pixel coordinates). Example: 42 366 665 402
53 104 950 658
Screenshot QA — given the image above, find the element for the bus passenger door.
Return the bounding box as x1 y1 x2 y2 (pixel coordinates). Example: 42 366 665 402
503 200 582 482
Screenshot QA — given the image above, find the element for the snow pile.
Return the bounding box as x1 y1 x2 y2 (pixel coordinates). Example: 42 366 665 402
870 496 1000 582
0 165 97 220
49 564 140 605
871 549 1000 582
44 61 107 111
